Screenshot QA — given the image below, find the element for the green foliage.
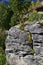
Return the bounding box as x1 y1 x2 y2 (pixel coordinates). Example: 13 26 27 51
0 4 7 29
4 64 7 65
30 48 35 55
0 0 31 29
0 53 6 65
0 29 6 65
0 47 6 65
10 13 19 26
0 4 11 29
0 47 4 53
9 0 31 26
28 12 37 22
0 1 31 65
0 29 7 65
28 12 43 22
0 29 7 50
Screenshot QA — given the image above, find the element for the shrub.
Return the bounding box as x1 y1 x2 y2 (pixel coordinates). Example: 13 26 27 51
0 53 6 65
0 29 7 50
28 12 43 22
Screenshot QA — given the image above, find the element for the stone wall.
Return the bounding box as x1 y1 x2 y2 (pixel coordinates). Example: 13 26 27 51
5 21 43 65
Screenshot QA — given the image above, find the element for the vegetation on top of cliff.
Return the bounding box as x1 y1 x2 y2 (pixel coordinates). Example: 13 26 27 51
19 23 25 30
0 0 31 30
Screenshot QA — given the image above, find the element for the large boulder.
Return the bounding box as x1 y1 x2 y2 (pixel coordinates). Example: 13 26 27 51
5 21 43 65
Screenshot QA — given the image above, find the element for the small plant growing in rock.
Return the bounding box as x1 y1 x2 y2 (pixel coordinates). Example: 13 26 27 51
30 48 35 55
19 23 25 30
19 24 24 30
27 32 33 49
27 32 33 44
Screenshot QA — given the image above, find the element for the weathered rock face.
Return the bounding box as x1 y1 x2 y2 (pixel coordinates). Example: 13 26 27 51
5 21 43 65
25 22 43 65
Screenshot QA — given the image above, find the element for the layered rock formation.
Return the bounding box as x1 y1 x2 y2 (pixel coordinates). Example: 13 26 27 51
5 21 43 65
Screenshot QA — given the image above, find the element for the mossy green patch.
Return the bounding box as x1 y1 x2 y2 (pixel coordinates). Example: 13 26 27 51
19 23 25 30
30 48 35 55
27 32 33 44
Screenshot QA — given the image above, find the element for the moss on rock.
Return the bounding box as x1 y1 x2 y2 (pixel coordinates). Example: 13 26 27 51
30 48 35 55
27 32 33 44
19 23 25 30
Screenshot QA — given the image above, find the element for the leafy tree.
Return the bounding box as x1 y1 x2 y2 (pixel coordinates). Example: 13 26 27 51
10 0 31 26
0 0 31 29
0 29 7 50
0 3 10 29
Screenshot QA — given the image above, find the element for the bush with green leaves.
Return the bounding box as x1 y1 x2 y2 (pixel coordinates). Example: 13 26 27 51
0 29 7 50
0 53 6 65
0 0 31 29
0 47 6 65
28 12 43 22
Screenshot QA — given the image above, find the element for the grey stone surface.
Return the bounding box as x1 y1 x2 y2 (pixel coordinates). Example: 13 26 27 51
5 21 43 65
32 34 43 43
25 23 43 33
33 45 40 55
40 47 43 57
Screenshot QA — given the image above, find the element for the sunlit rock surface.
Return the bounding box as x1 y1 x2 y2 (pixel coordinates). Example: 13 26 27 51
5 21 43 65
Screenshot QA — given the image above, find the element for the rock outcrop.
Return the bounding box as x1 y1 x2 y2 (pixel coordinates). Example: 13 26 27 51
5 21 43 65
